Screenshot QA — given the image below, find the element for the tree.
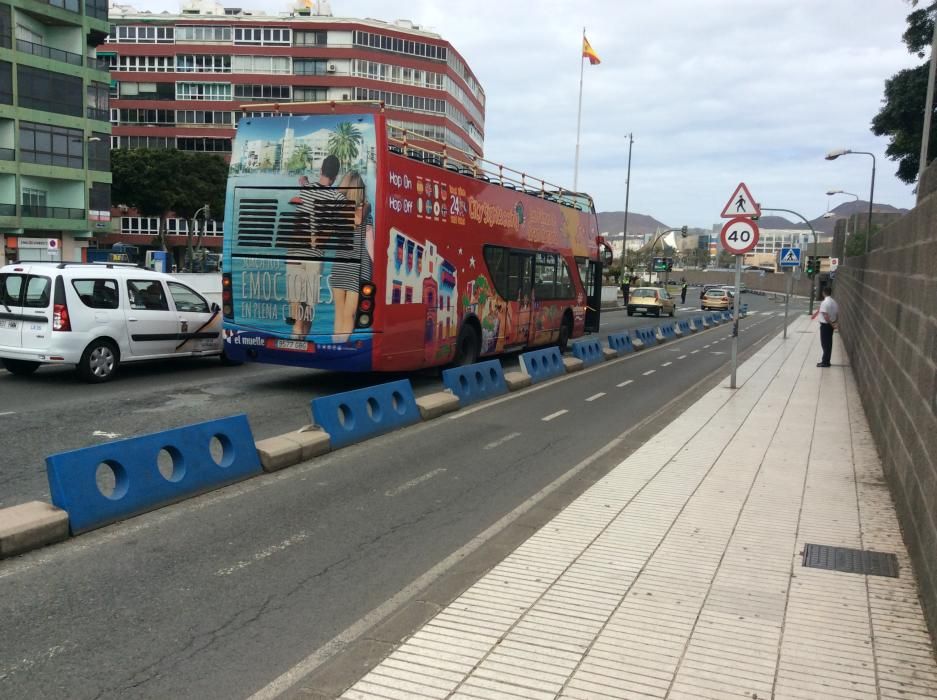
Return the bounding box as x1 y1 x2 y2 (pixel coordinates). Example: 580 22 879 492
328 122 364 170
286 143 312 174
871 1 937 183
111 149 228 256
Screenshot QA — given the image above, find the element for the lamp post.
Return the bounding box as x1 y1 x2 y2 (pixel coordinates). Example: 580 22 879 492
621 132 633 277
825 189 859 258
760 206 819 315
824 149 876 253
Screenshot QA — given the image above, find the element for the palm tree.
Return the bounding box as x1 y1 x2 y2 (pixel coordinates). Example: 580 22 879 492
328 122 364 170
286 143 312 174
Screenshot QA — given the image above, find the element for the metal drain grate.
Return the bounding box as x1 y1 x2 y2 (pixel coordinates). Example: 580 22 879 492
802 544 899 577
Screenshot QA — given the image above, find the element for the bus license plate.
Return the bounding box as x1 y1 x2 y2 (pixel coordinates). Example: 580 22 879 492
276 339 309 352
0 319 17 329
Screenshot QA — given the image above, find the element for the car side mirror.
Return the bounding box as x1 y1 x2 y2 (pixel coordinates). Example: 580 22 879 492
211 302 221 313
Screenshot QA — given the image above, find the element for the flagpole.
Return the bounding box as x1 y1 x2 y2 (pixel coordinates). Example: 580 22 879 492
573 26 585 192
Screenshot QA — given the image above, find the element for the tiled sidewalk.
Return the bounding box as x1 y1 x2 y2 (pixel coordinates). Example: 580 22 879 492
340 316 937 700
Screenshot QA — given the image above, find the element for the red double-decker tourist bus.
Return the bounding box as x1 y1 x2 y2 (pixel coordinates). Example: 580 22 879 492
221 102 608 372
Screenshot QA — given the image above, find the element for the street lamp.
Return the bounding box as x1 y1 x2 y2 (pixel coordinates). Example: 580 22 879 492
825 189 859 259
824 149 876 253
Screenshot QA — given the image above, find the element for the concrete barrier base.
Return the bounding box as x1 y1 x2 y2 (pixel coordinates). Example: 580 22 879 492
293 427 331 460
504 371 532 390
563 357 584 373
256 435 303 472
0 501 68 558
416 392 460 420
632 338 646 351
601 348 617 361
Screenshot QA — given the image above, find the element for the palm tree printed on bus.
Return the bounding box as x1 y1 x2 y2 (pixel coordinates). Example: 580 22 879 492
328 122 364 170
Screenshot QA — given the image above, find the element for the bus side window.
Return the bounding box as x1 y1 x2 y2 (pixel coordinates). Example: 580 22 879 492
507 251 532 300
534 253 557 300
482 246 509 299
556 260 574 299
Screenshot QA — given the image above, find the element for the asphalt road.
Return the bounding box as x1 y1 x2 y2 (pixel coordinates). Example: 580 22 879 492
0 291 795 509
0 293 806 699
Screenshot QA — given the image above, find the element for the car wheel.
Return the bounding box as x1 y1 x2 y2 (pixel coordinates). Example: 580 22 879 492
79 340 119 383
2 358 40 376
453 323 480 366
670 307 676 317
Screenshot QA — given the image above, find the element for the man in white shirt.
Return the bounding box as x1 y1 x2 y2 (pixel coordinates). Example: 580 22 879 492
817 287 839 367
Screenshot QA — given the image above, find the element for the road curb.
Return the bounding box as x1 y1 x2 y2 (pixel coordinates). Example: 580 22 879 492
0 501 69 559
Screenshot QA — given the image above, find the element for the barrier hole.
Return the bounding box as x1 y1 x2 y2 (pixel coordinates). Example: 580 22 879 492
489 368 498 383
210 434 235 468
336 404 354 430
459 374 469 393
391 391 407 414
530 357 539 371
366 397 382 422
157 446 185 483
474 370 484 388
95 460 128 500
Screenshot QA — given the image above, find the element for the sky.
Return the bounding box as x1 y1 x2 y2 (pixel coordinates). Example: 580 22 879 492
135 0 925 229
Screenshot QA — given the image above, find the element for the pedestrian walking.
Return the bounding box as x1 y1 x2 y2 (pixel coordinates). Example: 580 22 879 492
814 287 839 367
680 280 688 304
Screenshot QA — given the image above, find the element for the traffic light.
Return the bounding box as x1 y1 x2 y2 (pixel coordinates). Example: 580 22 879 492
667 258 674 272
680 225 688 237
806 257 816 277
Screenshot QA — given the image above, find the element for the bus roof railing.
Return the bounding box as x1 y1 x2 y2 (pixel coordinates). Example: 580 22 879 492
238 100 596 215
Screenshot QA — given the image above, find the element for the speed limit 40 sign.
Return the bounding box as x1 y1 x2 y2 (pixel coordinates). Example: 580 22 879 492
720 216 760 255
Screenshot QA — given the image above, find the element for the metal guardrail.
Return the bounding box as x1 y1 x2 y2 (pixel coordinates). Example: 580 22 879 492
16 38 83 67
22 205 85 220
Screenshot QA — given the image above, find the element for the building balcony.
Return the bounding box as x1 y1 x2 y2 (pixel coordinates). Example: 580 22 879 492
87 56 110 71
0 147 13 161
22 205 85 220
16 38 84 67
86 107 109 121
0 203 15 216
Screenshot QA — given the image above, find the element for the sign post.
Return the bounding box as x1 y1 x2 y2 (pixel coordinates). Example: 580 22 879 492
720 194 760 389
778 247 801 341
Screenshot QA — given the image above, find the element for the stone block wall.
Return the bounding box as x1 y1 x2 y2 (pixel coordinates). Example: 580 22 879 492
836 162 937 643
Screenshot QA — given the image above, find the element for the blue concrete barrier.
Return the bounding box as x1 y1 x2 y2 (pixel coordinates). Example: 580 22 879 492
678 320 692 334
740 303 749 317
691 317 704 332
607 332 635 355
46 415 261 535
519 346 565 383
312 379 420 449
634 327 657 347
709 313 720 325
570 337 603 366
659 324 677 340
442 359 508 407
723 311 732 321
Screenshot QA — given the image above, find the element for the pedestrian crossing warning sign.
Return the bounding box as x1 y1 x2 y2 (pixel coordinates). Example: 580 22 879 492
720 182 761 218
779 247 801 267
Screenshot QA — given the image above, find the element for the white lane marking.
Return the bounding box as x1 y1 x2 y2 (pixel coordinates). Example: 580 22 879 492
660 362 672 367
215 531 309 576
712 351 726 355
384 468 447 497
247 436 627 700
677 355 687 360
616 380 633 388
703 344 711 349
0 411 15 416
484 432 521 450
542 409 568 422
585 392 606 402
642 370 656 376
92 430 122 439
761 311 773 315
690 350 699 354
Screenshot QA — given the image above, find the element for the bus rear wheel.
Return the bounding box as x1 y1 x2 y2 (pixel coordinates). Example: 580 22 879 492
454 323 480 366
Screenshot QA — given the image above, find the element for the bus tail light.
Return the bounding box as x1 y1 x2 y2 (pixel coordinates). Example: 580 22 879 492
222 273 233 319
355 281 375 328
52 276 70 331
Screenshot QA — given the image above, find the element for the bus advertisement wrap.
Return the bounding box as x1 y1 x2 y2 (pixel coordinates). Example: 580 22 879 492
223 106 602 372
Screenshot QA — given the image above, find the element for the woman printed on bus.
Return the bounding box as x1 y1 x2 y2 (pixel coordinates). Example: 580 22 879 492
330 170 373 340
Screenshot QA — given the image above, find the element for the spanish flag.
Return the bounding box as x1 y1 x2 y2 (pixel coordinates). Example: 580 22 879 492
582 36 601 65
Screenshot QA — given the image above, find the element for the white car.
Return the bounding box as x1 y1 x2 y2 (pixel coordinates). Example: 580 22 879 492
0 262 227 382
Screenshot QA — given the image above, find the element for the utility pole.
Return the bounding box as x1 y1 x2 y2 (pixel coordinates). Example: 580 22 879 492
918 12 937 187
621 132 633 274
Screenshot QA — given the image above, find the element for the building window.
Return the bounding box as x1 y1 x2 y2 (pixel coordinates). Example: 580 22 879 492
294 30 326 46
0 60 11 105
85 0 107 21
0 4 10 49
353 30 447 62
121 216 160 234
231 55 291 74
176 110 232 125
176 137 231 152
87 81 109 121
293 59 329 76
293 87 327 102
89 182 110 215
174 25 231 43
112 25 174 43
17 66 82 117
89 132 109 170
114 135 173 149
233 27 290 46
175 82 232 100
114 108 174 124
176 54 231 73
115 55 174 72
22 187 47 211
46 0 79 12
233 84 291 100
19 121 84 168
354 87 445 114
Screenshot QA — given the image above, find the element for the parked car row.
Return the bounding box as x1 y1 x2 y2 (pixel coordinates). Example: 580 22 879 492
0 262 233 383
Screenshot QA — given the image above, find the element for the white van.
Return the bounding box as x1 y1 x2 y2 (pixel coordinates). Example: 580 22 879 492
0 262 227 382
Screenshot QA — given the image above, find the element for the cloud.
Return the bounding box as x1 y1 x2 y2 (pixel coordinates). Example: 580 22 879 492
135 0 920 226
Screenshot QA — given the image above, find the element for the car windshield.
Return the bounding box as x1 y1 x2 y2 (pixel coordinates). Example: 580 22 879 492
631 288 658 298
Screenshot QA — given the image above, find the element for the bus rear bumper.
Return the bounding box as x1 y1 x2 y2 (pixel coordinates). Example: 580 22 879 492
222 330 374 372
